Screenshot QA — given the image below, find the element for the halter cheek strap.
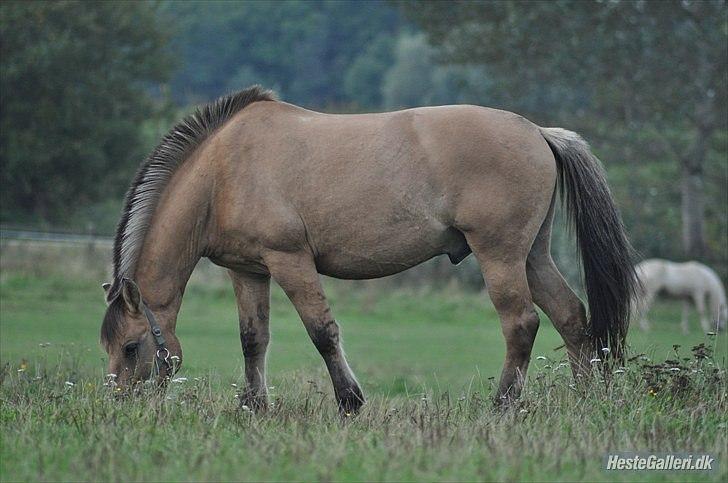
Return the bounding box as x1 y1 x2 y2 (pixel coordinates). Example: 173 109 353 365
140 302 172 375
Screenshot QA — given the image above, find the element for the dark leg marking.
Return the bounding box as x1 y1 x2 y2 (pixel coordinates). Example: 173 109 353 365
309 319 340 357
240 316 268 359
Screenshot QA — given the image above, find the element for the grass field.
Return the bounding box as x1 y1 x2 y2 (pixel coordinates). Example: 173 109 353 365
1 269 726 481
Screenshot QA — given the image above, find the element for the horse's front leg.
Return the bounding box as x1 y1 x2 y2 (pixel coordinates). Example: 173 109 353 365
681 300 691 335
263 250 365 415
229 270 271 411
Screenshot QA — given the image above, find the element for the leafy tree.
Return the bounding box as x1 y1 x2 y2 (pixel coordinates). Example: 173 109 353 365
343 33 397 109
0 0 173 221
382 34 437 108
402 0 727 261
163 0 403 107
382 33 490 109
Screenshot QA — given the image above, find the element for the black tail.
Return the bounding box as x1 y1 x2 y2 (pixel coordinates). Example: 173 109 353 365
540 127 638 361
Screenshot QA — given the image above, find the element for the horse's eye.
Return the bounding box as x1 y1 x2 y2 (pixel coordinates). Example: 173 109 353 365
123 342 138 357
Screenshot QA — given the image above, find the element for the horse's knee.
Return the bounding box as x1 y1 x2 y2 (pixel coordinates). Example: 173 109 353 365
240 317 269 360
309 318 341 357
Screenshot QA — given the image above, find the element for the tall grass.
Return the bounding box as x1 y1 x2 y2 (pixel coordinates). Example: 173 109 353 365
1 343 725 482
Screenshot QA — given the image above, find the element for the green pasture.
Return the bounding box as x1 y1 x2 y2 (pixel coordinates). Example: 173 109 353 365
1 273 725 390
1 271 726 481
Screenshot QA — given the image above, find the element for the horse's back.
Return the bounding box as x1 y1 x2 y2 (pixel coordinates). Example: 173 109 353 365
229 100 557 223
638 258 723 299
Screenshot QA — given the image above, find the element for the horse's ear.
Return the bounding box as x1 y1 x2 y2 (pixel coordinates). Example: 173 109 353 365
102 283 112 305
121 279 141 314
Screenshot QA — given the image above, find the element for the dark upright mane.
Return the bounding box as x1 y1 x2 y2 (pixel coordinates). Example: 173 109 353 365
102 85 276 345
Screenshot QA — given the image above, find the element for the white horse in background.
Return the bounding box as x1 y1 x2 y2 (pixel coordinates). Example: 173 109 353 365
635 259 727 334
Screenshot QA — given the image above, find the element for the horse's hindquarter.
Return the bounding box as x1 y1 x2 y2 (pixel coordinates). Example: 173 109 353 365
210 102 556 279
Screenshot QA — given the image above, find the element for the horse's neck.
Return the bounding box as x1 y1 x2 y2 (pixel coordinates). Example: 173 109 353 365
133 165 212 318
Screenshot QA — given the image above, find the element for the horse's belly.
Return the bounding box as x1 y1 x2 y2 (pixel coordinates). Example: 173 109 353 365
313 226 468 280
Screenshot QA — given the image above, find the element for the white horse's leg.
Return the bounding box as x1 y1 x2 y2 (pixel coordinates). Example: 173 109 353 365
639 312 651 332
681 300 691 335
693 292 710 333
638 288 656 332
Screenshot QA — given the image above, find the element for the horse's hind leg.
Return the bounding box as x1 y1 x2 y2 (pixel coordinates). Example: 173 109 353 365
525 206 591 376
230 270 271 410
263 250 364 414
693 292 710 332
463 233 539 402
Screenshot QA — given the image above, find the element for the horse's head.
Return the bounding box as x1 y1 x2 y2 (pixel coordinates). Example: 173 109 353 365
101 278 182 389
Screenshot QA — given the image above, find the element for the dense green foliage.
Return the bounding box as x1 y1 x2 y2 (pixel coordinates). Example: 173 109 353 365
162 0 402 108
0 1 173 221
1 271 726 481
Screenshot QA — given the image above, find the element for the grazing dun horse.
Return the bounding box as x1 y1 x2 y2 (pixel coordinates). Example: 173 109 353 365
635 259 727 334
101 86 637 412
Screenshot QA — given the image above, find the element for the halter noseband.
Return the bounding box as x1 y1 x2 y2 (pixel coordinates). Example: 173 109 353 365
140 300 172 375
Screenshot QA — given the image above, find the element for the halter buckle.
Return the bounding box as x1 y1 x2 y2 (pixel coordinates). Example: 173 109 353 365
156 348 171 368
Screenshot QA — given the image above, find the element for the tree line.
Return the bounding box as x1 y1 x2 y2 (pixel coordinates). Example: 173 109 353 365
1 0 725 272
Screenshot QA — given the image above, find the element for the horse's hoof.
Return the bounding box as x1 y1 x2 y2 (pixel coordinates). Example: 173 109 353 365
493 393 520 409
240 390 269 412
337 386 365 416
